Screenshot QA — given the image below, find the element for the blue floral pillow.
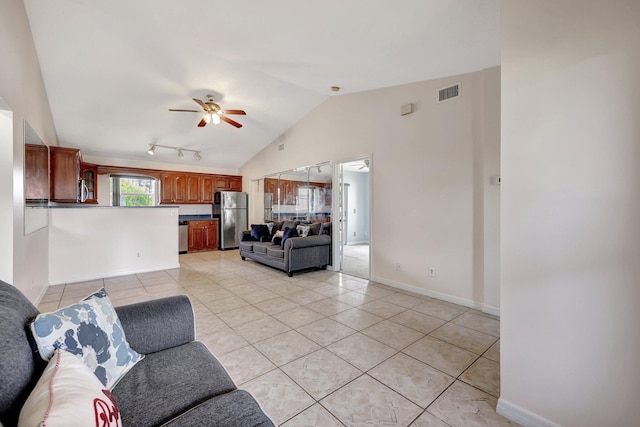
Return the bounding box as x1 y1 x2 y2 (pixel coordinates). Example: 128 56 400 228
30 288 143 389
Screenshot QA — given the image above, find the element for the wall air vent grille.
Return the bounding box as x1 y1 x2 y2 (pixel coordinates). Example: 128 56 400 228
438 83 460 103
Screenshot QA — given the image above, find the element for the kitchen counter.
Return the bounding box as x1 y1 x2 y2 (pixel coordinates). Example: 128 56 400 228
178 214 213 221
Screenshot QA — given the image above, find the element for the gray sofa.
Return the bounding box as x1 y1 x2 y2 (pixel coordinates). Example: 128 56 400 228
239 222 331 277
0 280 274 427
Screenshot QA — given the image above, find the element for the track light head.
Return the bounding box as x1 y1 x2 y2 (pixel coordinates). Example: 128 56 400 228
178 149 184 158
194 151 202 161
147 144 156 155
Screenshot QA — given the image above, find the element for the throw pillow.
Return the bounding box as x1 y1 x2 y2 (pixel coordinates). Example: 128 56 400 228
30 288 144 389
296 225 311 237
272 229 284 246
281 226 299 248
282 220 300 231
18 349 122 427
250 224 270 241
272 221 285 234
308 222 322 236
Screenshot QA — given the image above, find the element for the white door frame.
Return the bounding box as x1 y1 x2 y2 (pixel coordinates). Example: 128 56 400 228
332 155 372 277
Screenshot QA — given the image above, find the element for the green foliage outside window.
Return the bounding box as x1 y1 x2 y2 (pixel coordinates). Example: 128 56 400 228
111 176 155 206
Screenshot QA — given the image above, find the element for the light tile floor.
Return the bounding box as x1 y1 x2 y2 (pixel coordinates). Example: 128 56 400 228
39 250 519 427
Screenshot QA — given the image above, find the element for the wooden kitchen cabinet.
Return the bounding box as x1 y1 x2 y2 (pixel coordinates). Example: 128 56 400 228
200 175 214 203
50 146 81 202
160 172 187 204
264 178 278 203
25 144 49 201
214 175 242 192
80 163 98 204
228 176 242 191
186 174 200 203
188 220 218 252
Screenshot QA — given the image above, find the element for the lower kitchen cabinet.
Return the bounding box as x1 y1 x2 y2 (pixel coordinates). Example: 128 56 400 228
188 220 218 252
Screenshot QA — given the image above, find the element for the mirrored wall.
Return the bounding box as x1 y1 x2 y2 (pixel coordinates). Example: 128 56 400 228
24 120 49 234
264 162 332 223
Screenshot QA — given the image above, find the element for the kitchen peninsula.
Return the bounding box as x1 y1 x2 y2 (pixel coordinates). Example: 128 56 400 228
48 205 179 285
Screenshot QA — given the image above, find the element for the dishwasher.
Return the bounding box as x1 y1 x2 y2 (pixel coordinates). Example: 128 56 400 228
178 220 189 254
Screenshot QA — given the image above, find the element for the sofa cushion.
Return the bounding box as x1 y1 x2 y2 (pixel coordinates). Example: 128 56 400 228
320 222 332 236
266 246 285 259
272 221 284 234
161 390 275 427
0 281 44 426
240 240 255 252
308 222 322 236
112 341 236 427
281 226 299 248
250 224 270 241
253 242 273 255
282 220 300 231
18 349 121 427
30 287 143 389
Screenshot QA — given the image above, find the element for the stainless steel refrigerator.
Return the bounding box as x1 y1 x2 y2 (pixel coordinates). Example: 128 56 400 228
264 193 274 221
213 191 248 250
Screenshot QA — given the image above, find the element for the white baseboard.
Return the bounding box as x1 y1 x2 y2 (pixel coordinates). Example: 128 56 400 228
497 398 561 427
370 274 500 317
49 263 181 286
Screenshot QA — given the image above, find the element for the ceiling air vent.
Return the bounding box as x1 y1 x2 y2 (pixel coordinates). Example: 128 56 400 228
438 83 460 103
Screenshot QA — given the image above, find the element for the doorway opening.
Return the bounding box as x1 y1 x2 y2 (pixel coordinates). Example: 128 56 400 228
336 157 371 279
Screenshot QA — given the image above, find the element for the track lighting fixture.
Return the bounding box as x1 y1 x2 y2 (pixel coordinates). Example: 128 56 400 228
146 144 202 161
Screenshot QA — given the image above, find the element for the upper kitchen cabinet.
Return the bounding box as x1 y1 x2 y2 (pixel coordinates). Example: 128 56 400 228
24 143 49 201
200 175 214 203
80 163 98 204
214 175 242 192
186 174 200 203
50 146 81 202
160 172 187 204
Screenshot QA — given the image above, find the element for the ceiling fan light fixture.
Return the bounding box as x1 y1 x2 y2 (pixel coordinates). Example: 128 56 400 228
147 144 156 155
211 113 221 125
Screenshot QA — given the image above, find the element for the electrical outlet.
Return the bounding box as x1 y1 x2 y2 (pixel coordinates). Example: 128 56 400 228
395 263 401 270
428 267 436 277
353 232 356 237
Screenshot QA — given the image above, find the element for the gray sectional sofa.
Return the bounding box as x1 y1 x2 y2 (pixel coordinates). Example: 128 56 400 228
239 221 331 277
0 280 274 427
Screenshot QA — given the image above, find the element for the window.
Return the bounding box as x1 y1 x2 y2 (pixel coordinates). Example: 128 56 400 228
110 176 156 206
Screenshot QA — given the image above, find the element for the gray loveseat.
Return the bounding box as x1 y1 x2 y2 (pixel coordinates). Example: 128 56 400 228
0 280 274 427
239 221 331 277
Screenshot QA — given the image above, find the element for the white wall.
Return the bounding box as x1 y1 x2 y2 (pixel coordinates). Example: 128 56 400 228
49 207 179 284
344 169 369 244
0 107 13 284
500 1 640 426
0 0 58 302
241 68 501 312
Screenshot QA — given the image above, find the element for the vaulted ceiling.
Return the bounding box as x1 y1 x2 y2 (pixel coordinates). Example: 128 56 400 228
24 0 500 169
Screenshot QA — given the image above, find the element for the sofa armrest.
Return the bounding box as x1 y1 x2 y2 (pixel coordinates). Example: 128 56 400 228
115 295 195 355
285 234 331 250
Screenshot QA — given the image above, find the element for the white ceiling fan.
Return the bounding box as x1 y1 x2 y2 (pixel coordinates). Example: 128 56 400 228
358 159 370 170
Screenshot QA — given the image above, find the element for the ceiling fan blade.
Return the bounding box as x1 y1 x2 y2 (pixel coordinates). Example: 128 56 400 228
197 118 207 127
168 109 200 113
358 165 365 170
192 98 207 110
220 115 243 128
222 109 246 115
